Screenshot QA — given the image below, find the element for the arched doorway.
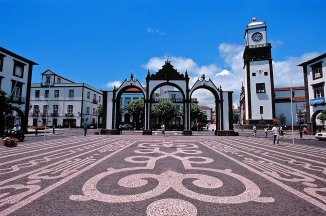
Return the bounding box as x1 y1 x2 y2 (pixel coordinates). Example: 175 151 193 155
311 109 323 134
145 60 191 134
113 74 146 130
149 83 185 130
189 75 223 130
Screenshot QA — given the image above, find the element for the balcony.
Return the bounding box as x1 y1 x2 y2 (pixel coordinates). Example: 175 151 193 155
10 96 26 104
92 99 98 104
50 112 59 117
65 113 74 117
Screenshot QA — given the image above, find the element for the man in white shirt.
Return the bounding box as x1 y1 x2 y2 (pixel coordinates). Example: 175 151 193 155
272 125 279 144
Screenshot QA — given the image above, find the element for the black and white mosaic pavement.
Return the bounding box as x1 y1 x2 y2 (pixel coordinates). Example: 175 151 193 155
1 135 326 215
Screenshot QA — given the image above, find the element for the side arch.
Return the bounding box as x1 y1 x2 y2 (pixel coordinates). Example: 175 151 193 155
311 109 323 134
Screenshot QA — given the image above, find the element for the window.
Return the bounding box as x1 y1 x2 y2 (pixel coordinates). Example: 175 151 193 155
87 91 90 99
69 90 74 97
171 94 176 99
312 62 323 80
11 82 22 99
35 90 40 98
54 90 59 98
0 77 3 89
43 105 48 114
46 76 51 84
314 86 324 98
86 107 90 114
13 60 25 78
0 54 4 72
33 105 39 114
45 90 49 98
57 78 61 84
93 108 96 115
252 73 256 76
68 105 73 113
125 97 131 105
99 96 101 103
93 94 96 101
256 83 266 93
260 106 264 114
53 105 58 113
264 72 268 76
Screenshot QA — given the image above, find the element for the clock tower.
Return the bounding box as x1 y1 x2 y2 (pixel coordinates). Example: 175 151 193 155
243 17 275 124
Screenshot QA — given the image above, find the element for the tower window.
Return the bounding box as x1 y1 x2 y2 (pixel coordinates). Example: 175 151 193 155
252 73 256 76
264 72 268 76
260 106 264 114
256 83 265 93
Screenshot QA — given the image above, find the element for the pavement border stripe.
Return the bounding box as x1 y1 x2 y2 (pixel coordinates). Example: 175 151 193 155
0 137 121 186
0 140 137 216
200 141 326 212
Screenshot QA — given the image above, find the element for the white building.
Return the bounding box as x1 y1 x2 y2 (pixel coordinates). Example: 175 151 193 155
299 53 326 133
274 87 306 126
242 17 275 125
29 70 103 128
0 47 37 132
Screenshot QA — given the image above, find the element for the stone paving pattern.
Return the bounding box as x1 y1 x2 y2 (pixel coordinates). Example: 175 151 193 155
1 134 326 215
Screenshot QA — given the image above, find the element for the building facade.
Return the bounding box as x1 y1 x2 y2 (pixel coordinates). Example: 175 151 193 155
242 17 275 124
274 87 306 126
299 53 326 133
29 70 103 128
0 47 37 132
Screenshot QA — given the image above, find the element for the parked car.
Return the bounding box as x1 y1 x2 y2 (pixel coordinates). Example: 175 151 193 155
120 124 134 130
315 132 326 140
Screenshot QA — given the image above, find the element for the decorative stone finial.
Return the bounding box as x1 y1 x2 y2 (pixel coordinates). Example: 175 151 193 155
130 72 135 81
201 74 206 81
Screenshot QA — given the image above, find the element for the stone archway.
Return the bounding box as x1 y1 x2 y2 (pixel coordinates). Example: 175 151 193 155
144 60 191 135
189 75 223 131
112 73 146 130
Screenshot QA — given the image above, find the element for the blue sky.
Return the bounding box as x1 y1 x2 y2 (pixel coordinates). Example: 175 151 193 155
1 0 325 106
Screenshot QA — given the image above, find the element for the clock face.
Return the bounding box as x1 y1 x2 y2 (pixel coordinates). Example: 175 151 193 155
251 32 263 42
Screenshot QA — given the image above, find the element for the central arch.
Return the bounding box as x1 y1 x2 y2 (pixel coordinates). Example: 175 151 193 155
144 60 191 134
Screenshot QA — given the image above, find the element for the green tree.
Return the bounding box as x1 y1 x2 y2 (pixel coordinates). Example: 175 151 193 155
0 90 12 136
278 113 286 126
233 112 240 124
179 104 208 128
317 110 326 130
151 100 176 127
125 99 144 130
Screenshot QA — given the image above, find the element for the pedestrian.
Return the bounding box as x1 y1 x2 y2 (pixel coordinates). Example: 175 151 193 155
83 123 87 136
161 124 165 136
280 126 284 138
264 127 268 138
253 125 257 137
272 124 279 145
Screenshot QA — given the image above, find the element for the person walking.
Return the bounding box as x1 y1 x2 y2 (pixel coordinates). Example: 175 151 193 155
161 124 165 136
253 125 257 137
264 127 268 138
83 123 88 136
272 125 279 145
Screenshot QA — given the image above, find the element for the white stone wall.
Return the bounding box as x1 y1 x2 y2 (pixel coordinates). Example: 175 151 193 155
306 57 326 118
249 60 273 120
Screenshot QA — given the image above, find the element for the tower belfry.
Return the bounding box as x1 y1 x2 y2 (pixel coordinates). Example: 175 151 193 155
242 17 275 124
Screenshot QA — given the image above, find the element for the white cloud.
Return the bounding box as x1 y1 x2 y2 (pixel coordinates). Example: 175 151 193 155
273 52 320 87
216 69 231 76
104 80 122 89
147 27 165 36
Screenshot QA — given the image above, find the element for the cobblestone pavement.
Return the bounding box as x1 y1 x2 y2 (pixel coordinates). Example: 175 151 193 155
1 135 326 215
